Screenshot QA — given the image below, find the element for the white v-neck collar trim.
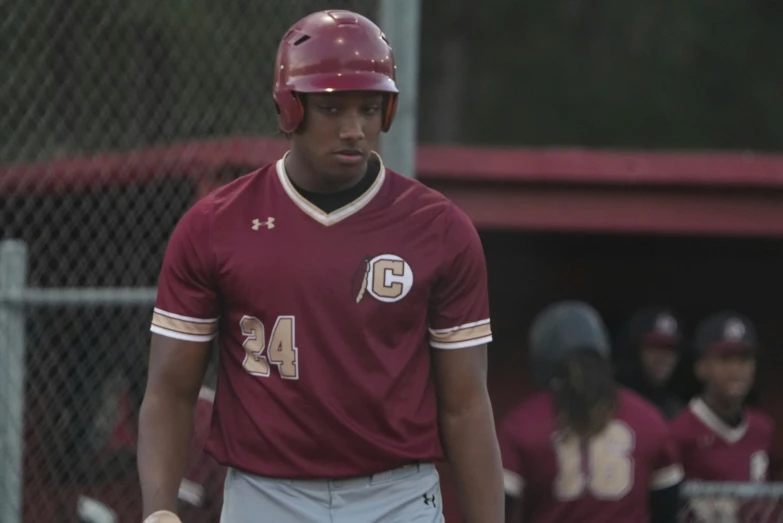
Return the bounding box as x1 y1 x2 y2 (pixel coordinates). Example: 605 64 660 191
276 151 386 227
690 397 747 444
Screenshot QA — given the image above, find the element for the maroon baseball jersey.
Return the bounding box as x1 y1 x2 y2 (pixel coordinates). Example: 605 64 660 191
499 388 683 523
670 397 775 482
150 153 492 478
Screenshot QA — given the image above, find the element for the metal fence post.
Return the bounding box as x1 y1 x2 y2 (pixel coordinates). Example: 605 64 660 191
0 239 28 523
379 0 422 179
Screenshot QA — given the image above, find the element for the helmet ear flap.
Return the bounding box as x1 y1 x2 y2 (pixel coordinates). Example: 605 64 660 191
274 90 305 134
382 94 398 132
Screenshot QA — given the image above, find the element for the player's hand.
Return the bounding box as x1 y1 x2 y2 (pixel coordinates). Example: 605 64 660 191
142 510 183 523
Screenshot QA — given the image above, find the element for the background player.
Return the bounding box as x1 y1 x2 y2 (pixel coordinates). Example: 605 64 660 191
671 311 776 482
616 307 685 419
138 9 503 523
499 301 683 523
670 312 779 520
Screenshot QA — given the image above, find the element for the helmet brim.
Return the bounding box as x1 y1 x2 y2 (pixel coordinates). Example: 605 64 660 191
289 72 398 94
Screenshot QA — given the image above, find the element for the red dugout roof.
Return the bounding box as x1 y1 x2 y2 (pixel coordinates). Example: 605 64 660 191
3 136 783 191
3 137 783 236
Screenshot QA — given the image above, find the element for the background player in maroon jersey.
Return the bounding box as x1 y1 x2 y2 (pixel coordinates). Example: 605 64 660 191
137 9 503 523
499 301 683 523
670 312 779 482
670 312 780 520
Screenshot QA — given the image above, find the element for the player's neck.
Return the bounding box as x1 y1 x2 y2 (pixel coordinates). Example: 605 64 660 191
702 393 743 426
284 150 365 194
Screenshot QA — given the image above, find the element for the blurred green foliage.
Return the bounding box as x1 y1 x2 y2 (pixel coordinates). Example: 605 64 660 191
421 0 783 149
2 0 782 164
0 0 375 163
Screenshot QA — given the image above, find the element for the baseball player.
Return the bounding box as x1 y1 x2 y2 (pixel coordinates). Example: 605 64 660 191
670 312 779 482
616 307 685 419
138 9 503 523
499 301 683 523
670 312 781 521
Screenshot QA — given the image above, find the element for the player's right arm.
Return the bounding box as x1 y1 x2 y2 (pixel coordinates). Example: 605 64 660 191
138 200 219 521
139 336 212 518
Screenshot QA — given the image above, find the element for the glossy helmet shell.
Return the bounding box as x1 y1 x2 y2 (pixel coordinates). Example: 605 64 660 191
273 10 399 133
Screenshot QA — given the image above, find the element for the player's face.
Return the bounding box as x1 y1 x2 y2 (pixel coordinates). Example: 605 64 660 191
697 351 756 402
639 345 678 386
295 91 384 187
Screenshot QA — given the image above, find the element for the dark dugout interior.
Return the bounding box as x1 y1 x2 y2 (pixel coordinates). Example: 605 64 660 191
480 230 783 422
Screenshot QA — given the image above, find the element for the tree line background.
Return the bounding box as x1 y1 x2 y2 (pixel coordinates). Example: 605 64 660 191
2 0 782 164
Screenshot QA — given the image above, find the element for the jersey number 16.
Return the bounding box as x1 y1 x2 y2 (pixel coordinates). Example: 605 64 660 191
553 420 635 501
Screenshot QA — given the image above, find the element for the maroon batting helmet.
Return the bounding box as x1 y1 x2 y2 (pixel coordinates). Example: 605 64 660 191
273 10 399 134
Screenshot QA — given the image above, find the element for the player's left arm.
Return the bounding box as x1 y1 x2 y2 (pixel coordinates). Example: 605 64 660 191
497 413 526 523
433 345 503 523
429 205 503 523
649 416 685 523
766 417 783 481
649 485 680 523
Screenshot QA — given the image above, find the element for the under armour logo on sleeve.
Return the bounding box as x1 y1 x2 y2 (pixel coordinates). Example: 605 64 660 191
422 493 436 507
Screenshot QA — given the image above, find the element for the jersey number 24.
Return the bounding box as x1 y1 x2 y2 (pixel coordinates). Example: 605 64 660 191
239 315 299 380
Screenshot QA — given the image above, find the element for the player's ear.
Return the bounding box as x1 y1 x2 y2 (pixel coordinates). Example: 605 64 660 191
295 93 309 135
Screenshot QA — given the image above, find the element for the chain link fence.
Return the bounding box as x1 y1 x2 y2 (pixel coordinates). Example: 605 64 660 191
0 2 377 522
4 2 783 523
2 0 376 164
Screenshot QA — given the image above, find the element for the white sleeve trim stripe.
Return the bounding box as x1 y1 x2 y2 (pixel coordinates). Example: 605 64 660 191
150 325 217 343
429 321 492 346
503 469 523 497
198 386 216 403
431 334 493 350
152 312 218 337
429 318 490 334
153 307 219 324
650 464 684 490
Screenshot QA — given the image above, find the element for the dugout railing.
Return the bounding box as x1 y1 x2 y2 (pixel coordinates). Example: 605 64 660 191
679 481 783 522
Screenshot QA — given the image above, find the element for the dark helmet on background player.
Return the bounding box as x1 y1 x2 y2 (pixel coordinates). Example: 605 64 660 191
692 311 758 358
623 307 682 387
273 10 399 134
626 307 682 349
529 300 611 388
692 311 758 403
